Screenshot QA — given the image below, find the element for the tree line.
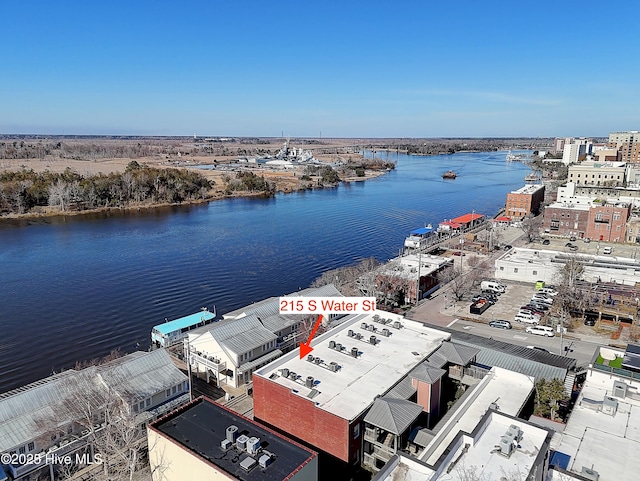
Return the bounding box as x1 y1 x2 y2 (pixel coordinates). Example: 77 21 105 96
0 161 212 215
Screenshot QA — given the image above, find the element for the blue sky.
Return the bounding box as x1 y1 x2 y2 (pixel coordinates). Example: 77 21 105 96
2 1 639 138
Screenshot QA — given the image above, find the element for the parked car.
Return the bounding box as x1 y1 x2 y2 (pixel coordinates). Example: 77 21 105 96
525 325 555 337
531 296 553 305
527 345 550 352
569 236 577 241
542 239 551 245
584 318 596 326
603 246 613 255
503 244 513 250
583 238 591 243
528 302 549 311
538 288 558 296
514 313 539 324
489 320 512 329
521 306 545 316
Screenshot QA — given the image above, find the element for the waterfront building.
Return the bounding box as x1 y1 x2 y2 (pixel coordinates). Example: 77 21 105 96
437 212 485 234
151 308 216 348
147 396 318 481
542 199 630 241
185 284 344 389
548 344 640 480
561 138 592 165
252 313 452 466
608 130 640 163
373 253 452 305
556 180 640 209
0 349 189 481
505 184 545 220
567 161 626 187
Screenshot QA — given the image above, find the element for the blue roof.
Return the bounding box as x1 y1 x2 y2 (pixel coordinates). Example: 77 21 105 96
153 311 215 335
410 227 432 235
549 450 571 470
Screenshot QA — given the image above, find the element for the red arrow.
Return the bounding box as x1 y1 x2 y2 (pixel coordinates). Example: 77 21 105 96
299 314 324 359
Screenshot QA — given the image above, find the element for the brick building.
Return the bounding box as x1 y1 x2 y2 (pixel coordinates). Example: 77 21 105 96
505 184 545 220
252 313 451 466
543 202 590 238
585 202 631 243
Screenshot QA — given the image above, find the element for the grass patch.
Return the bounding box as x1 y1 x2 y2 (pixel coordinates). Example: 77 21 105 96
596 354 605 365
610 356 624 369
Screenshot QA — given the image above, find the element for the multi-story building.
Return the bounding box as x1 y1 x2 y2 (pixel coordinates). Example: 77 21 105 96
585 202 631 243
608 130 640 163
562 138 592 165
0 349 189 481
147 396 318 481
567 161 626 187
626 215 640 244
253 313 453 467
505 184 545 220
543 202 590 238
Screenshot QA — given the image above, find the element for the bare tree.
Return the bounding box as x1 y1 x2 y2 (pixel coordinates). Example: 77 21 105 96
437 264 474 301
520 214 543 242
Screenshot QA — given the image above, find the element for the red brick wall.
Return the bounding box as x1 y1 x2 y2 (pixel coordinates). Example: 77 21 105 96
253 375 351 462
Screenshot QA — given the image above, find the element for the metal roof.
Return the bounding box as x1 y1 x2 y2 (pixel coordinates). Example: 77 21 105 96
364 397 424 435
385 376 416 400
152 310 215 335
409 363 446 384
434 342 479 366
239 349 283 373
208 315 277 357
259 313 297 334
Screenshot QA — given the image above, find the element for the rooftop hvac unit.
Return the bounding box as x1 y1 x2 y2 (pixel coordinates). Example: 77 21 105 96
247 436 261 454
314 357 322 365
498 436 515 457
307 355 314 362
335 343 342 351
239 456 257 472
613 380 628 399
305 376 314 388
506 425 523 443
373 314 380 321
351 347 358 358
329 361 338 372
356 333 363 340
236 434 249 451
348 329 354 337
329 340 336 349
602 396 618 416
367 324 375 332
220 439 232 450
393 321 402 329
226 425 239 443
281 368 289 378
581 467 600 481
382 328 390 337
259 454 272 468
370 335 377 345
288 371 297 381
361 323 368 330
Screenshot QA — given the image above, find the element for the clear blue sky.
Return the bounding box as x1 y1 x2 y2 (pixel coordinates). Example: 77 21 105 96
2 1 639 138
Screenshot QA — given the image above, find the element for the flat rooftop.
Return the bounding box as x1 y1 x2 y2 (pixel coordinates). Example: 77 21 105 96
550 369 640 481
419 367 535 466
511 183 544 194
151 397 316 481
255 312 451 421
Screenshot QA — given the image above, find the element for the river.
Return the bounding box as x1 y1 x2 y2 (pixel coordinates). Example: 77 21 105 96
0 150 532 393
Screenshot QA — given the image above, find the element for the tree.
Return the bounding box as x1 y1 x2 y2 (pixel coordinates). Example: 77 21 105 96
437 264 473 301
534 378 566 420
520 214 543 242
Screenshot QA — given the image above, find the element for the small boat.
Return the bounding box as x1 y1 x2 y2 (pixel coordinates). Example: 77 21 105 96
524 172 541 183
442 170 457 179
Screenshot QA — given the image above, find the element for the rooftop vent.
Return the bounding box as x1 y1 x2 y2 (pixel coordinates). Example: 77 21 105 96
355 333 363 340
498 435 515 458
305 376 314 388
314 357 322 365
226 425 239 443
602 396 618 416
392 321 402 329
581 467 600 481
236 434 249 451
221 439 232 450
335 343 342 351
329 340 336 349
288 371 297 381
348 329 354 337
307 355 315 363
281 368 289 378
367 324 375 332
240 456 257 472
506 424 523 443
361 323 368 330
329 361 339 372
613 380 628 399
370 335 377 345
373 314 380 321
351 347 359 358
381 328 390 337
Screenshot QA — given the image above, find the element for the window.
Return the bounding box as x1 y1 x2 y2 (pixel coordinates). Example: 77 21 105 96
514 268 519 273
19 446 26 454
166 389 171 397
28 442 34 452
139 401 144 411
353 423 360 439
499 266 504 271
172 386 177 394
533 271 537 275
145 398 151 407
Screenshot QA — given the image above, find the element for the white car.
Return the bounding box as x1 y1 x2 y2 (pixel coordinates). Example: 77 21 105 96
538 288 557 297
526 325 555 337
531 296 553 305
515 313 539 324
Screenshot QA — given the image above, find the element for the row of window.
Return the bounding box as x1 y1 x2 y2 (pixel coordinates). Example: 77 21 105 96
570 174 622 179
498 266 538 275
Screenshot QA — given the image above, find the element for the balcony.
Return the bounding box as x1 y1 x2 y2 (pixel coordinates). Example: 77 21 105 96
594 218 610 224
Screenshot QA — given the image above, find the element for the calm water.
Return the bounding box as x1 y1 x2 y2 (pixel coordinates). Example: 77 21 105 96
0 150 530 393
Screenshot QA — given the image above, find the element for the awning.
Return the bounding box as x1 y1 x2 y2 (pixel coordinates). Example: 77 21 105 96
410 227 432 235
238 349 283 374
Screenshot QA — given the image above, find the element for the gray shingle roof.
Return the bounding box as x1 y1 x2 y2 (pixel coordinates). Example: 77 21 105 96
410 363 446 384
364 397 424 435
433 342 479 366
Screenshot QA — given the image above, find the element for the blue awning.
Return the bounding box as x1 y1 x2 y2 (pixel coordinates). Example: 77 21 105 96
410 227 432 235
